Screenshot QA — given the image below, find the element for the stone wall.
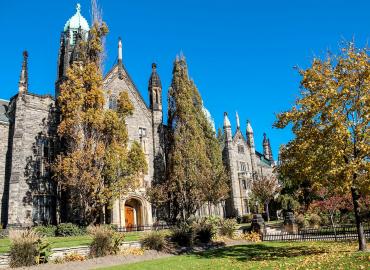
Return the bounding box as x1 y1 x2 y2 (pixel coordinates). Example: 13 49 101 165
0 122 9 226
0 241 142 268
7 93 54 227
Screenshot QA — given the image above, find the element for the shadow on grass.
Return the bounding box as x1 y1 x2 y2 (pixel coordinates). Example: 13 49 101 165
194 244 326 262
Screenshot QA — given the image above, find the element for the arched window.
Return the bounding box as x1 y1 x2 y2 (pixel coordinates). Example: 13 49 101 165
109 95 117 110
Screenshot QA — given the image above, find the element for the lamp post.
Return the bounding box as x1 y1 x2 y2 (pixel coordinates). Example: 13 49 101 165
221 200 226 218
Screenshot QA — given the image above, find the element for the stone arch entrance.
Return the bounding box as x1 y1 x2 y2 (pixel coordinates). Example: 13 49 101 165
123 197 143 231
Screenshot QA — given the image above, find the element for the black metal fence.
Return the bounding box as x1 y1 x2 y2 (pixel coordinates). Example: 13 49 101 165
262 223 370 241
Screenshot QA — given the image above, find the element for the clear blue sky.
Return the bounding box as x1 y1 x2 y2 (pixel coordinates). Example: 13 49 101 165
1 0 369 158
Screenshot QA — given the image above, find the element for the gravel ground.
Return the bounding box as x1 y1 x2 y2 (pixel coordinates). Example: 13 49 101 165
9 240 250 270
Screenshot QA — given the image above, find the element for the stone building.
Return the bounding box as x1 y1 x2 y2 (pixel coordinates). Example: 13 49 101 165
0 4 274 227
222 112 275 217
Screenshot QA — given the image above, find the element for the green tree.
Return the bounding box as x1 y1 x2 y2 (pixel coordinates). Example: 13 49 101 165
151 56 228 222
275 43 369 251
53 22 147 225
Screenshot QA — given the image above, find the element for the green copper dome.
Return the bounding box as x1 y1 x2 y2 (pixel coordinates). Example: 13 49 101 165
63 3 90 32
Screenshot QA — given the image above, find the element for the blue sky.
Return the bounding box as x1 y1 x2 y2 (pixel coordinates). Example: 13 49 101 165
0 0 369 158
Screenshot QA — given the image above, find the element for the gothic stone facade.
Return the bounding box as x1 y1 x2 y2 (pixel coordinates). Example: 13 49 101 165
0 5 274 227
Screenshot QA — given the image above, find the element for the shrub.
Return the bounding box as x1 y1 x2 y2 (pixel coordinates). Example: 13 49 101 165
308 213 322 228
242 232 261 242
219 218 237 238
9 230 51 267
171 223 194 247
56 223 84 236
63 252 86 262
295 214 308 229
241 214 253 224
33 225 57 237
140 231 166 251
88 225 124 257
192 218 217 244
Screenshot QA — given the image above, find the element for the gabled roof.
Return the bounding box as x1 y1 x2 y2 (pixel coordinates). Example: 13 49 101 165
103 61 149 110
232 128 247 143
0 99 9 124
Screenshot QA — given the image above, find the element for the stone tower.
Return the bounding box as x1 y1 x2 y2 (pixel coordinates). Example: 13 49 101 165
55 3 90 97
223 112 242 216
148 63 165 185
246 120 258 178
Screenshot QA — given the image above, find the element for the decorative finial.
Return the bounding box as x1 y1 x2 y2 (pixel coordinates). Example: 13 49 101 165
236 111 240 129
246 120 253 133
19 50 29 94
76 3 81 13
152 63 157 70
223 112 231 128
118 37 122 62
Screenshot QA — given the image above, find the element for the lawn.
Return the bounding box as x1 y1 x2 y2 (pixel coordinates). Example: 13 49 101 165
0 231 143 253
100 241 369 270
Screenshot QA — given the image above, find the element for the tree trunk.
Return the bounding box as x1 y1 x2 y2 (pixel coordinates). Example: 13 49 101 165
265 202 270 222
330 213 337 242
351 186 367 251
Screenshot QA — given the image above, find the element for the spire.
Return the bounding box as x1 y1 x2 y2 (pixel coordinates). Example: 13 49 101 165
149 63 162 110
263 133 268 144
263 133 270 159
149 63 162 89
236 111 240 129
118 37 122 63
18 51 28 94
223 112 231 128
246 120 253 134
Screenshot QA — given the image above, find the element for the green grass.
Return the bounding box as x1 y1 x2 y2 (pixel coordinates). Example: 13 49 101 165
0 231 143 253
100 241 370 270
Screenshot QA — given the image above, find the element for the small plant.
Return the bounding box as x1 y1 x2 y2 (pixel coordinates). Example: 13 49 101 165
171 223 194 247
9 230 51 267
121 248 145 256
192 218 217 244
308 213 322 228
63 252 86 262
219 218 237 238
295 214 308 229
88 225 124 257
241 214 253 224
242 232 261 242
140 231 166 251
56 223 84 236
33 225 57 237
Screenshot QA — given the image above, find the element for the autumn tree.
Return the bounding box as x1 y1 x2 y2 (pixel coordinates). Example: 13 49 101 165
275 43 369 251
309 188 352 239
53 21 147 225
251 175 280 221
150 56 228 223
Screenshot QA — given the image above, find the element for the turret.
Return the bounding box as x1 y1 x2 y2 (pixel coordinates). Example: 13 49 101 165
149 63 164 185
55 3 90 97
263 133 270 160
246 120 255 149
148 63 162 111
223 112 232 142
246 120 258 178
18 51 28 94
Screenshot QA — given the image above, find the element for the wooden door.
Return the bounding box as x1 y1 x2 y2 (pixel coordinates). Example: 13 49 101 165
125 206 134 231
